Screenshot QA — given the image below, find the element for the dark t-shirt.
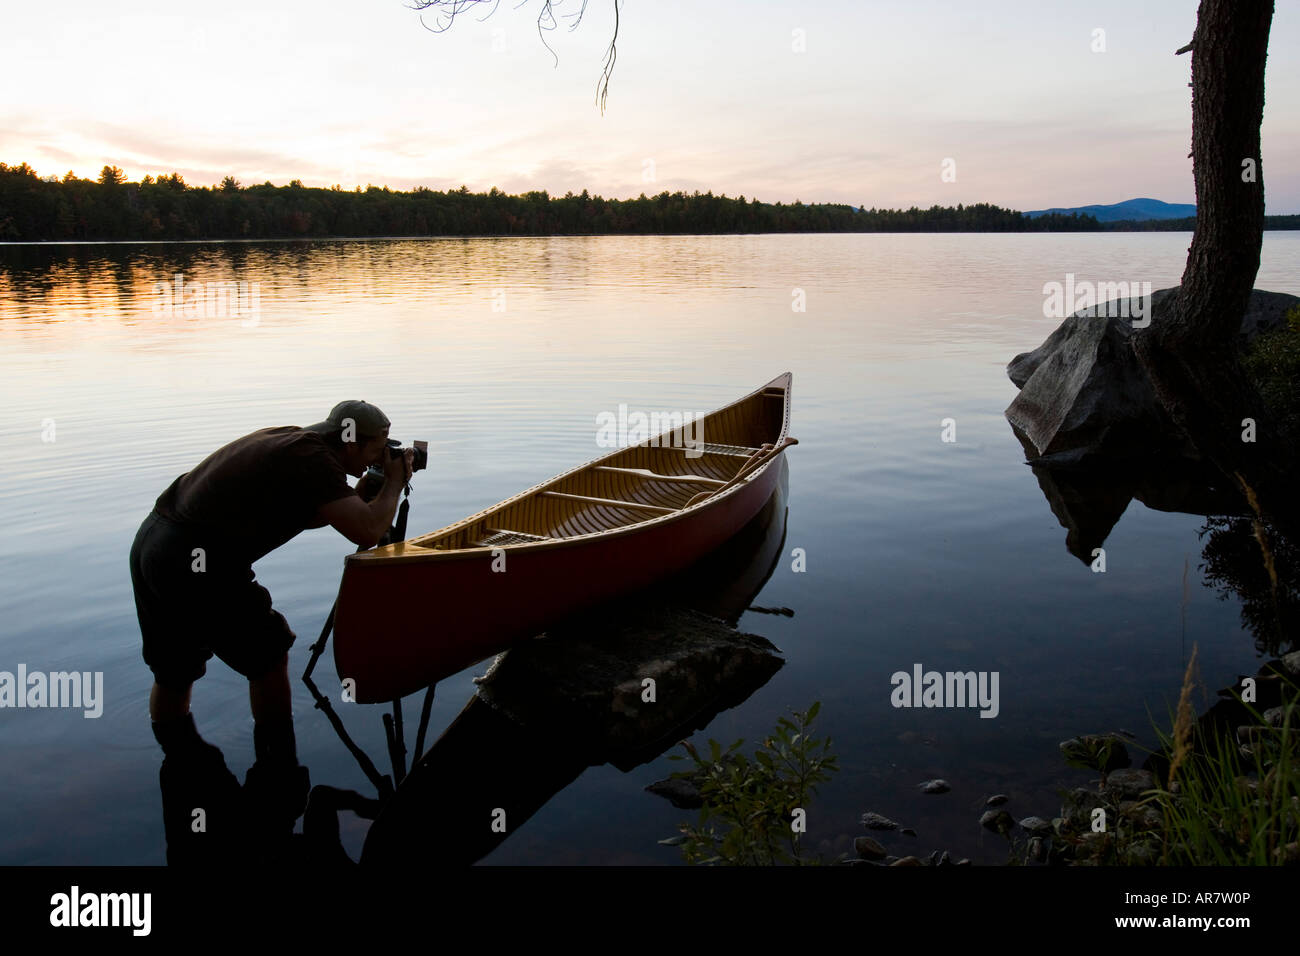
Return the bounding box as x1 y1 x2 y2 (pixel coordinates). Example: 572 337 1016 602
154 426 357 565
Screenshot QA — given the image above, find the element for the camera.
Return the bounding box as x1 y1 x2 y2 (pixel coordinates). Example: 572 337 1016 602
363 439 428 495
386 438 428 473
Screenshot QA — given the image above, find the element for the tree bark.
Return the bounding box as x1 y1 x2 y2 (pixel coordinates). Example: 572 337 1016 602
1132 0 1296 536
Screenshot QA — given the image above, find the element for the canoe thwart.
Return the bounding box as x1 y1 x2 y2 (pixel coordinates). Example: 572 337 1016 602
540 491 678 514
593 465 728 487
673 442 762 457
683 437 799 508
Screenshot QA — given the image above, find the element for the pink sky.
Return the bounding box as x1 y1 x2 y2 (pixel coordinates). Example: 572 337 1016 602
3 0 1298 212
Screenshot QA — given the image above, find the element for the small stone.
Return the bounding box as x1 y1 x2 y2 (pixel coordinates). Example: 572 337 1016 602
955 858 971 866
985 794 1010 807
918 779 951 794
938 850 952 866
854 836 887 860
1026 836 1047 863
1237 725 1266 744
1102 768 1156 800
928 850 941 865
1123 842 1158 865
890 855 922 866
1263 706 1286 728
862 812 901 831
1060 788 1106 830
1119 803 1163 830
1278 650 1300 681
1019 816 1053 835
900 827 917 837
980 809 1014 833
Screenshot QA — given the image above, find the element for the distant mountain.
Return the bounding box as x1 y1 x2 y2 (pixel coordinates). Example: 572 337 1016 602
1023 198 1196 222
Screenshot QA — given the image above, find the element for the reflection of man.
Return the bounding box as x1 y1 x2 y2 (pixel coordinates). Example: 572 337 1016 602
129 401 413 794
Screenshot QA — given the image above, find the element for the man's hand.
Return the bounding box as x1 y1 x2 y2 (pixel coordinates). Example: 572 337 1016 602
385 446 414 486
320 449 412 549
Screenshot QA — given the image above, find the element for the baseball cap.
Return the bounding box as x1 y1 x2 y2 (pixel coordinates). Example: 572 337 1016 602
305 400 391 441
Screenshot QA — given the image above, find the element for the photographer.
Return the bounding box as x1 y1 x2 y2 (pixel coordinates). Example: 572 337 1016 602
129 400 415 821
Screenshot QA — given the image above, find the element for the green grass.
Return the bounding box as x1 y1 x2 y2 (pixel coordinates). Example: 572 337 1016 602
1148 696 1299 865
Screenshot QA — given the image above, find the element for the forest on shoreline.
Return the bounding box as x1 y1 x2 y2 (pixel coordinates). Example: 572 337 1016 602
3 162 1298 242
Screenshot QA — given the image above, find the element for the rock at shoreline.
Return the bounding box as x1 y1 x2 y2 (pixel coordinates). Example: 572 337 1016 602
1005 287 1300 461
1102 768 1156 800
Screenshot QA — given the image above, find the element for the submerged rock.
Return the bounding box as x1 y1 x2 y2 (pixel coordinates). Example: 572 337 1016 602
862 812 902 831
854 836 888 860
980 809 1014 834
645 776 705 810
918 779 951 794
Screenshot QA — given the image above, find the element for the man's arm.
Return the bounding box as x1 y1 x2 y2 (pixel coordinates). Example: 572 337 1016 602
318 450 413 549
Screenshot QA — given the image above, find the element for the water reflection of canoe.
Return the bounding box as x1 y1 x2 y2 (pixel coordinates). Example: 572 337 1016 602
334 373 796 703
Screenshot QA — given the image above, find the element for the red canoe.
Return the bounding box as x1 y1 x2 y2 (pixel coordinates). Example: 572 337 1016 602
332 373 796 703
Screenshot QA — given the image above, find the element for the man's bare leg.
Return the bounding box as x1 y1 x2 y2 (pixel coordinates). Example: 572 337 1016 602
149 680 217 762
249 652 291 724
245 652 308 827
249 653 300 767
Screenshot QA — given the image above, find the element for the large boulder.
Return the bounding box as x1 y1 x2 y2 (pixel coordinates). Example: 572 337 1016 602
1006 288 1299 460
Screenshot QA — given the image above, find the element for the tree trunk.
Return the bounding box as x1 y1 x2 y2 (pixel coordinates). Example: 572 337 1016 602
1132 0 1296 536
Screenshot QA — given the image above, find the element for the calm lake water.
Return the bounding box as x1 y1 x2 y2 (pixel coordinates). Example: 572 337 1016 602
0 233 1296 865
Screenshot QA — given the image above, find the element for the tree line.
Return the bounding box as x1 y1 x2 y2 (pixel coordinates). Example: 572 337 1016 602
0 161 1287 241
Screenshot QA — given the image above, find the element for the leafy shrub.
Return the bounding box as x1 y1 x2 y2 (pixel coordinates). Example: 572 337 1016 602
664 702 839 865
1243 304 1300 440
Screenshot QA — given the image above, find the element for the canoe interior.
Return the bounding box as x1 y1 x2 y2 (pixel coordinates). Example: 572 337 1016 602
395 379 789 553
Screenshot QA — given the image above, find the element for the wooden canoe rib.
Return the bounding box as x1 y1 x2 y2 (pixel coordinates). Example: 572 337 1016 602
333 372 795 703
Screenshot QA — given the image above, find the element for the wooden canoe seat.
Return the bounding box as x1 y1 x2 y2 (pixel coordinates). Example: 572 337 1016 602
540 491 677 514
594 465 727 487
662 442 762 458
472 528 554 547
